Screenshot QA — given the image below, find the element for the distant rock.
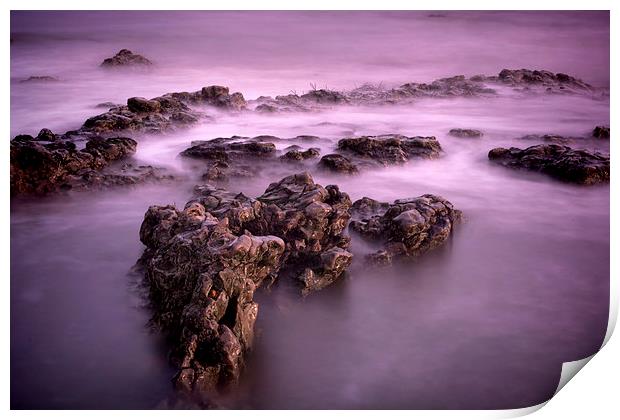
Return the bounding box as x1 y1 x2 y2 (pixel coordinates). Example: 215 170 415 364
100 49 153 67
350 195 462 265
95 102 122 109
488 144 609 185
592 126 610 139
20 75 59 83
448 128 483 138
280 147 320 161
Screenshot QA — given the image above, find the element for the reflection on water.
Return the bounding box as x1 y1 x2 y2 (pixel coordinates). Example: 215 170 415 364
10 10 609 409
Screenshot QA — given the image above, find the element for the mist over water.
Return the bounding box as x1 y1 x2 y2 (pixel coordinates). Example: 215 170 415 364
10 11 609 409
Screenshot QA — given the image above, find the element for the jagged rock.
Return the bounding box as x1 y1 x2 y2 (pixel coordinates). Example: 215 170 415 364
491 69 594 94
488 144 609 184
337 134 442 165
449 128 483 138
318 154 359 174
139 204 285 395
20 75 59 83
350 195 462 265
138 172 353 397
100 49 153 67
280 147 320 161
10 135 137 195
592 126 610 139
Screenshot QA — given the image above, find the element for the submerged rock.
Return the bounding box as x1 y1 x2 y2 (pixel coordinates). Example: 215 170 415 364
350 195 462 265
100 49 153 67
592 126 610 139
337 134 442 166
10 134 137 195
138 172 353 397
280 147 320 161
449 128 483 138
488 144 610 185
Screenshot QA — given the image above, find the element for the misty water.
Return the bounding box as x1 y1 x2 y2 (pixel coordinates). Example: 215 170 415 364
10 11 609 409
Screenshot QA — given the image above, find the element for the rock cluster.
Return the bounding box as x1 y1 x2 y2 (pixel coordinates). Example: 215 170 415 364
488 144 610 185
449 128 483 138
336 135 442 166
100 49 153 67
349 195 462 265
138 172 354 397
181 137 276 162
10 131 138 195
79 86 246 136
493 69 593 93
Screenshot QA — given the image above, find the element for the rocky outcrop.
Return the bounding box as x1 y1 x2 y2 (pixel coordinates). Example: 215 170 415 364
318 153 359 174
350 195 462 265
493 69 593 93
64 163 175 191
138 172 353 398
488 144 610 185
100 49 153 67
592 126 610 139
336 135 442 166
181 138 276 162
10 133 138 195
449 128 483 138
75 86 245 137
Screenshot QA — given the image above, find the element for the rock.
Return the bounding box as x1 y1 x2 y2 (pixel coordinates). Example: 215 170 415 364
519 134 578 144
255 104 277 113
127 97 162 113
318 154 359 174
139 203 285 395
138 172 354 396
592 126 610 139
181 138 276 162
488 144 609 184
100 49 153 67
337 134 442 165
63 163 175 191
10 135 137 195
20 75 59 83
76 85 244 136
280 147 320 161
201 161 253 182
95 102 121 109
350 195 462 265
494 69 593 93
300 89 349 104
448 128 483 138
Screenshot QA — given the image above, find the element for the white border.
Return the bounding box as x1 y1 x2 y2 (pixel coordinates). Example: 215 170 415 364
3 1 616 418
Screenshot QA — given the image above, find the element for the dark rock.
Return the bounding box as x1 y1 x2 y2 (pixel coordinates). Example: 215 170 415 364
20 75 59 83
181 138 276 162
337 135 442 166
127 97 162 113
495 69 593 93
448 128 483 138
201 161 253 182
63 163 175 191
255 104 278 113
35 128 57 142
100 49 153 67
95 102 121 109
592 126 610 139
318 154 359 174
519 134 578 144
300 89 349 104
10 135 137 195
138 172 353 396
350 195 462 265
488 144 609 184
280 147 320 161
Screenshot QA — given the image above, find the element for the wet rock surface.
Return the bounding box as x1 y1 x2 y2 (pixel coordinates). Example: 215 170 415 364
280 147 321 161
350 195 462 265
336 135 442 166
100 49 153 67
10 133 139 195
491 68 594 94
449 128 483 138
138 172 354 399
181 137 276 162
488 144 610 184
